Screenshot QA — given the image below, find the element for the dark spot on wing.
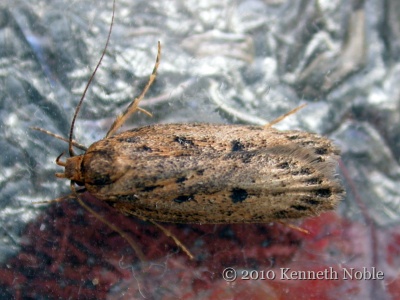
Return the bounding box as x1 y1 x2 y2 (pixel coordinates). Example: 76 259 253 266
142 185 159 192
174 136 195 147
291 205 308 211
315 147 328 155
301 198 320 205
173 195 194 203
140 145 153 152
305 177 322 185
176 176 186 183
231 140 245 151
197 169 204 175
315 188 332 198
124 137 140 143
230 188 248 203
287 135 299 140
277 162 290 169
300 168 312 175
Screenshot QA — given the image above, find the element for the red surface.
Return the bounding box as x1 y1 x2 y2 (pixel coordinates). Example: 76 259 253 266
0 192 397 299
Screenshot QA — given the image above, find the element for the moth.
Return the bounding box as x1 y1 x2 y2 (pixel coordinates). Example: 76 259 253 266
35 0 344 260
62 122 344 224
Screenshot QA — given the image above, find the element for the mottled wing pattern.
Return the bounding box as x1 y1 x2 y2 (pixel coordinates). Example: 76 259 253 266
82 124 344 223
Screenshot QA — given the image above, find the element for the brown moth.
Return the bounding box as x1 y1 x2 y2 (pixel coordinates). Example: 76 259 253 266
52 2 344 225
64 123 344 224
37 0 344 260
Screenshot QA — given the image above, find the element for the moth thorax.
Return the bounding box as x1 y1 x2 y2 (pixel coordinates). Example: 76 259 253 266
64 155 85 183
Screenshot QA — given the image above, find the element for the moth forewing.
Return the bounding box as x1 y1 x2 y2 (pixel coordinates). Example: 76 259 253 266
69 123 344 224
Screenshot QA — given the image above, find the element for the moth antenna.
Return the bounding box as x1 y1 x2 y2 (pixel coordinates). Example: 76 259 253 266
70 182 147 263
31 127 87 151
68 0 116 157
265 104 307 128
106 41 161 138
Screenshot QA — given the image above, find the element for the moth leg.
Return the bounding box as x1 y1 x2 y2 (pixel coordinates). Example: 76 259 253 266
106 41 162 138
33 186 88 204
120 208 194 260
32 194 75 204
69 184 147 263
30 127 87 151
149 220 194 260
277 221 310 234
265 103 307 128
36 187 148 262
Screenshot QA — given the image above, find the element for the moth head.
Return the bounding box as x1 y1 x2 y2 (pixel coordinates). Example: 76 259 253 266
55 153 85 185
